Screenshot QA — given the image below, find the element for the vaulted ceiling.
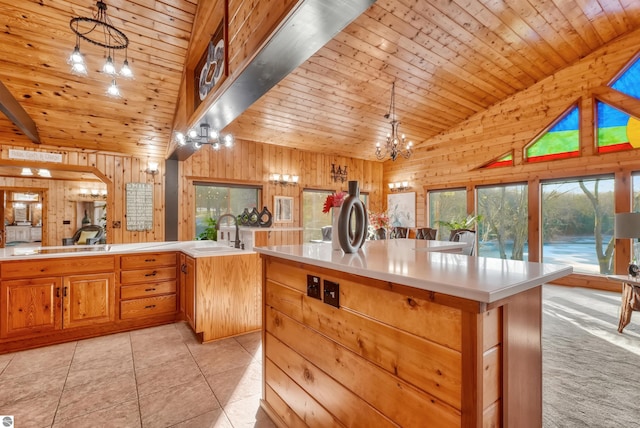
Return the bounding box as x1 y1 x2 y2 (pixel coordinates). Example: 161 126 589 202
1 0 640 161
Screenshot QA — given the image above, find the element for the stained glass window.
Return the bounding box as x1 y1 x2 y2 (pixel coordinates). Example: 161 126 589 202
525 106 580 162
611 56 640 100
596 101 640 153
482 152 513 168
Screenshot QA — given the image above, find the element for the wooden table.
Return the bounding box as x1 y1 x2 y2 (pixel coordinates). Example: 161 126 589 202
607 275 640 333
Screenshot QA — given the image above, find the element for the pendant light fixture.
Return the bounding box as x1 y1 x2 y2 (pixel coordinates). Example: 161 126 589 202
375 82 413 161
175 123 234 151
69 1 133 97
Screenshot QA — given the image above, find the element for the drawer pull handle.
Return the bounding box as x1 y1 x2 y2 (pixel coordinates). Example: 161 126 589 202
145 259 156 262
56 287 60 298
145 288 156 292
145 271 158 277
63 287 68 297
145 304 156 309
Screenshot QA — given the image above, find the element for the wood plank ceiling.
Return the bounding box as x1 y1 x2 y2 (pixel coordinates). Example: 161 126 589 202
1 0 639 161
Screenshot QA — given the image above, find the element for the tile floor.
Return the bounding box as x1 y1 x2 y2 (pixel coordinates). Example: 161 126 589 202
0 322 275 428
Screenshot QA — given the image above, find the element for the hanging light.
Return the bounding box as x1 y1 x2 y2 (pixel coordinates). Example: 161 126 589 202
375 82 413 161
69 1 133 95
106 79 120 97
175 123 234 151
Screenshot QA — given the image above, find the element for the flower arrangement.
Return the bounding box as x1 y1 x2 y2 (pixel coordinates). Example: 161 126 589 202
322 191 347 213
368 211 390 230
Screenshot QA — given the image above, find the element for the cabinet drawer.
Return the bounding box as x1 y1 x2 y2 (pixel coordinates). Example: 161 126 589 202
120 266 176 285
120 295 176 319
1 256 115 279
121 280 176 300
120 253 177 270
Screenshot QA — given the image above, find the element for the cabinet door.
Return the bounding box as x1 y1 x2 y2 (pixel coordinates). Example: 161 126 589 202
183 256 196 331
0 277 62 338
63 273 115 329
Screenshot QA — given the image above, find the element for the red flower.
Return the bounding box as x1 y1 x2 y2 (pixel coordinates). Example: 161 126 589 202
322 192 347 213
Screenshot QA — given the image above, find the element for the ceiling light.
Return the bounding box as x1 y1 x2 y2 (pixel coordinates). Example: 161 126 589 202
69 1 133 94
375 82 413 161
175 123 234 151
37 169 51 178
20 168 33 176
106 79 120 97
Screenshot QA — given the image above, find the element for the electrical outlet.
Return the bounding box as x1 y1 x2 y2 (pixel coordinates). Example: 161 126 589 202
307 275 321 300
323 280 339 308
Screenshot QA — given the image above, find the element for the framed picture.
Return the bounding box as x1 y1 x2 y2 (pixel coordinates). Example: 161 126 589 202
387 192 416 227
274 196 294 223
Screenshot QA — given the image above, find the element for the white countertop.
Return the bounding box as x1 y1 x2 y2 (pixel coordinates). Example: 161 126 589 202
0 240 249 261
255 239 573 303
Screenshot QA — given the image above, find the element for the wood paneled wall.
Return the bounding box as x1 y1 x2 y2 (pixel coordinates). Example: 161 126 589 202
383 27 640 285
0 146 164 245
178 138 383 242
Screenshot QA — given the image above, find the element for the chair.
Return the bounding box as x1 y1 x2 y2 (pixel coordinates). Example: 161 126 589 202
448 228 476 242
369 228 386 240
415 227 437 240
390 227 408 239
321 226 332 241
452 230 476 256
62 225 105 246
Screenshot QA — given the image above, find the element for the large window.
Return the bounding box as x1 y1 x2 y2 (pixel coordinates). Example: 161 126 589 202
194 183 261 239
477 184 528 260
541 176 614 274
428 189 467 240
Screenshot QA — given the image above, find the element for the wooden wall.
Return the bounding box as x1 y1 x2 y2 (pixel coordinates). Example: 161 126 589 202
383 27 640 286
0 146 164 245
178 138 383 242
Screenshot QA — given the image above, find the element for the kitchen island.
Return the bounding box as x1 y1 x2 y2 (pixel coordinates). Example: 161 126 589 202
256 239 572 427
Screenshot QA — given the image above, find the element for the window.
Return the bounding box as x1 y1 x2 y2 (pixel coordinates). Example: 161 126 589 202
194 183 261 239
481 152 513 169
302 190 333 242
428 189 467 240
611 55 640 100
526 105 580 162
477 184 528 261
596 100 640 153
541 177 614 274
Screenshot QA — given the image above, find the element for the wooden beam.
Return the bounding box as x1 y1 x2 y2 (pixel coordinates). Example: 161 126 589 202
0 80 41 144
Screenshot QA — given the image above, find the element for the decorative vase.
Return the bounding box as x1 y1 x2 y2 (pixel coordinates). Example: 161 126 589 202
248 207 260 227
332 207 341 251
338 181 368 253
258 206 273 227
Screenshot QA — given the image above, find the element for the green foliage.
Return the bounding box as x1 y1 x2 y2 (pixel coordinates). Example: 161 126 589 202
436 214 483 230
198 216 217 241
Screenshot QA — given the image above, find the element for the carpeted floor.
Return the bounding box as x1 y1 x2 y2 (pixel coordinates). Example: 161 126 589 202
543 285 640 427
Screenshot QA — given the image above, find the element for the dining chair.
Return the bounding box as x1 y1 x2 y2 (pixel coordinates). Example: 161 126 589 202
390 227 408 239
415 227 437 240
453 230 476 256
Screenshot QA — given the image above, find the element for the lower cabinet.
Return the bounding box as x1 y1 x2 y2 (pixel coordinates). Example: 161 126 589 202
0 272 115 338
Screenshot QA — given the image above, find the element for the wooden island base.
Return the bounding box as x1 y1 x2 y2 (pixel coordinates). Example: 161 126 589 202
260 256 543 427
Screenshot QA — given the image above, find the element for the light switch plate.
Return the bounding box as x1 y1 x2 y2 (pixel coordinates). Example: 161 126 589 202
323 280 339 308
307 275 321 300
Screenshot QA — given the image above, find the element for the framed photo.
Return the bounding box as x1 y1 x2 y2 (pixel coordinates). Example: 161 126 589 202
274 196 294 223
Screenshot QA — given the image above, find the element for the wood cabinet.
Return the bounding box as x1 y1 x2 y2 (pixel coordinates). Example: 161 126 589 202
0 272 114 338
119 252 178 320
181 253 261 342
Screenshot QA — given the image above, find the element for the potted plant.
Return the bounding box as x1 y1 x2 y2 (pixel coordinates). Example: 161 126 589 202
198 216 217 240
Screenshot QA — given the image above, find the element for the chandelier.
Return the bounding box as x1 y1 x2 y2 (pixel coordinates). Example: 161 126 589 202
175 124 234 150
68 1 133 97
375 82 413 161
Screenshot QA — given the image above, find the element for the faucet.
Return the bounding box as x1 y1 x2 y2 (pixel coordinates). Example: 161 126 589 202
216 213 241 249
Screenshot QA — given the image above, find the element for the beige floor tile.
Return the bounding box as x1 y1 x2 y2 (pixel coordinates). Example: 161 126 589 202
170 408 233 428
206 360 262 406
223 394 276 428
190 339 254 378
71 331 132 364
175 321 200 345
0 353 13 373
0 365 68 407
131 323 185 346
234 331 262 360
56 371 137 423
139 377 220 428
1 390 60 428
136 357 202 398
133 342 192 371
52 399 141 428
1 341 76 379
65 354 134 389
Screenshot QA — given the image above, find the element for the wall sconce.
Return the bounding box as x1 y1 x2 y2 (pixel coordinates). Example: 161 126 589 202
79 188 107 199
331 164 348 183
388 181 410 192
270 173 299 186
145 161 159 175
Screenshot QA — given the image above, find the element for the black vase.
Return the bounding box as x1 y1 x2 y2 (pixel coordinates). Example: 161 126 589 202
248 207 260 227
337 181 368 253
258 206 273 227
